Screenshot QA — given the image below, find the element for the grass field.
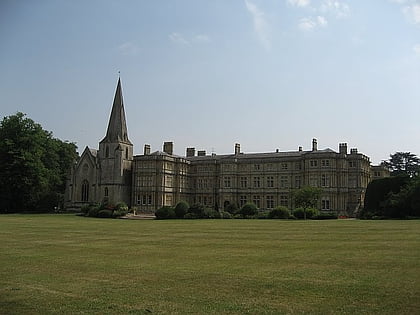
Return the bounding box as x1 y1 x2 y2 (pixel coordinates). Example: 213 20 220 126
0 215 419 314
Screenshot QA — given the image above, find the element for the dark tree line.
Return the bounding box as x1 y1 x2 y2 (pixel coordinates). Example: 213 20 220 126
361 152 420 219
0 113 78 212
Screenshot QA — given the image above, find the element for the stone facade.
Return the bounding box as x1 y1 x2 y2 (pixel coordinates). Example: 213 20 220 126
65 79 388 216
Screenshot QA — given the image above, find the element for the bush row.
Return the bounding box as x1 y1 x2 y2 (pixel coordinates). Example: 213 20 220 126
155 201 337 220
80 202 128 219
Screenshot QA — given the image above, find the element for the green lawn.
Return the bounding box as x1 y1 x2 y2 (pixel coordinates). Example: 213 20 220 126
0 215 419 314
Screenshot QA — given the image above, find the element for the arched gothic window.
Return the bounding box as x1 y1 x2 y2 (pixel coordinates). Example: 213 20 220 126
125 147 129 159
105 146 109 158
104 187 109 197
81 180 89 202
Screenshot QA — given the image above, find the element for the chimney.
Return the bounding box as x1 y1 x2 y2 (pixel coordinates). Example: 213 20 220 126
312 138 318 151
235 143 240 155
299 146 302 152
144 144 151 155
186 147 196 157
350 148 358 154
163 142 173 155
339 143 347 155
276 149 279 153
197 150 206 156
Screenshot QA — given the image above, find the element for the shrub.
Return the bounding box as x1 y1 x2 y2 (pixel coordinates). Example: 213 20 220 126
98 209 113 218
115 202 128 212
87 206 100 217
268 206 290 219
233 214 243 219
174 201 189 218
184 212 199 219
155 206 176 220
225 203 239 214
188 204 205 217
220 211 232 219
112 209 128 218
203 208 221 219
240 203 258 216
293 207 319 219
315 212 338 220
257 211 269 219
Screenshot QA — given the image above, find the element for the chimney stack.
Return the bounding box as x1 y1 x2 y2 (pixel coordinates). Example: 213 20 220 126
144 144 151 155
186 147 196 157
339 143 347 155
235 143 240 155
197 150 206 156
163 142 173 155
299 146 303 152
312 138 318 151
350 148 358 154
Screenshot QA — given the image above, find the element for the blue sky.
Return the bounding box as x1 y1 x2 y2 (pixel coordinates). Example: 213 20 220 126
1 0 419 164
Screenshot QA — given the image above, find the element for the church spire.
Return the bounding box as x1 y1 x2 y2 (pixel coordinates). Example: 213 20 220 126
100 77 132 144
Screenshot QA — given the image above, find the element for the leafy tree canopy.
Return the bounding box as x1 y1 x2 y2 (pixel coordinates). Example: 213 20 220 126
382 152 420 177
294 186 322 209
0 112 78 212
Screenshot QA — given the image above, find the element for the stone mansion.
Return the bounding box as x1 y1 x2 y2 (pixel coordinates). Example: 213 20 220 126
65 79 388 216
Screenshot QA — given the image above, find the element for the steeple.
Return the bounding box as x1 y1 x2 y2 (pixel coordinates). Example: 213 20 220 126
100 78 132 144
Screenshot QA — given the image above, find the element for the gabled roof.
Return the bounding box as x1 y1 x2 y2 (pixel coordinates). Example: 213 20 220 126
100 78 132 145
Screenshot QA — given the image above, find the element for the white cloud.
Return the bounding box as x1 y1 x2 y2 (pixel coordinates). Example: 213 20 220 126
287 0 311 7
414 43 420 56
317 15 328 26
193 34 211 43
299 17 316 31
244 0 271 51
169 32 190 45
403 4 420 24
320 0 350 18
298 15 328 31
118 41 140 56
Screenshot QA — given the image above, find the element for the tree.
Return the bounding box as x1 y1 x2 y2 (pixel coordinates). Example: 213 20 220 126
239 203 258 217
293 186 322 220
174 201 189 218
382 152 420 177
0 112 78 212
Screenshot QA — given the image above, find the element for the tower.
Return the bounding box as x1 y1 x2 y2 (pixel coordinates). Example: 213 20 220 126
98 78 133 206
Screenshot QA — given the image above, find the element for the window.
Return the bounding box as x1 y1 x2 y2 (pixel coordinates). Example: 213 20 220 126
105 146 109 158
266 195 274 209
349 161 357 168
253 195 261 208
136 194 141 205
321 174 330 187
295 176 301 189
224 177 231 188
321 160 330 167
125 148 129 159
322 198 330 210
267 176 274 188
166 176 173 187
280 176 288 188
148 194 152 205
295 162 302 170
240 195 247 207
253 177 260 188
281 163 288 170
310 160 318 167
240 177 248 188
280 195 288 207
254 164 260 170
198 179 203 188
104 187 108 197
81 180 89 202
